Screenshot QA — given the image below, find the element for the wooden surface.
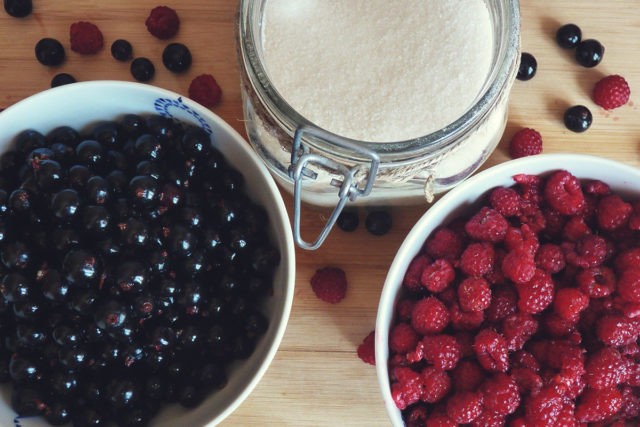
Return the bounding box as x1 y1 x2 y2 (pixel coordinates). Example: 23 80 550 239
0 1 639 426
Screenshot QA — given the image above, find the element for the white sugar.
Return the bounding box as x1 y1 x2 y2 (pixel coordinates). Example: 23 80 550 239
262 0 494 142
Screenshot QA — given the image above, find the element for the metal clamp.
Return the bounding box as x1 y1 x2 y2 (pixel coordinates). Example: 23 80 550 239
289 126 380 250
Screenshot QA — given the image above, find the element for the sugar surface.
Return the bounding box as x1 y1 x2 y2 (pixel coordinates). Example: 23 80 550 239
262 0 494 142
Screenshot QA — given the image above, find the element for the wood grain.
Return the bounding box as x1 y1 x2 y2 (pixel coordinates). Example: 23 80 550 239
1 1 639 426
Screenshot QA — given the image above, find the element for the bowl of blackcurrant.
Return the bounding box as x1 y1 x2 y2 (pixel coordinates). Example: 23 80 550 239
0 80 295 426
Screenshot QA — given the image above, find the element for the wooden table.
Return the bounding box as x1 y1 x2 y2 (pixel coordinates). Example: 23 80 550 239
0 1 638 426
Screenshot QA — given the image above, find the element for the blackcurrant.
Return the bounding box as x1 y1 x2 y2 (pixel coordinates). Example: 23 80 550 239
365 209 392 236
564 105 593 133
111 38 133 61
517 52 537 81
556 23 581 49
35 38 65 66
575 39 604 67
130 57 155 82
51 73 76 88
162 42 192 73
4 0 32 18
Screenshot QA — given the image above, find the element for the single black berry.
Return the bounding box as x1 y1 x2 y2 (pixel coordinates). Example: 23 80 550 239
111 39 133 61
51 73 76 88
130 57 155 82
575 39 604 67
3 0 32 18
563 105 592 133
365 210 392 236
35 38 65 66
336 209 359 232
517 52 537 81
162 42 192 73
556 23 582 49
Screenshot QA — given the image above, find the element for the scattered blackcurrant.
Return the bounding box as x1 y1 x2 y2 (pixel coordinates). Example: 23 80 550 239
162 42 192 73
563 105 593 133
51 73 76 88
35 38 65 66
111 38 133 61
517 52 537 81
3 0 32 18
575 39 604 67
130 57 155 82
365 210 392 236
556 23 582 49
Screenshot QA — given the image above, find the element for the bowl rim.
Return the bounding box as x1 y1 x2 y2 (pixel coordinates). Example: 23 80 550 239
374 153 640 426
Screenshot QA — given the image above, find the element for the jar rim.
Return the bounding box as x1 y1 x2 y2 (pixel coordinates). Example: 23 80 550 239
238 0 521 159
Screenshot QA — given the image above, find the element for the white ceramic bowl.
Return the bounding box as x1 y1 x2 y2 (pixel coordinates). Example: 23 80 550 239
0 81 295 426
375 153 640 426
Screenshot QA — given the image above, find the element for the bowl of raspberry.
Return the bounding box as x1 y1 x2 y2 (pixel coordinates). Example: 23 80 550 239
376 153 640 426
0 80 295 426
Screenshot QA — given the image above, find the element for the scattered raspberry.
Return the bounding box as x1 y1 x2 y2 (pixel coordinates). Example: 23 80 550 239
69 21 104 55
421 367 451 403
515 269 555 314
402 254 431 292
424 227 463 261
554 288 589 322
457 276 491 312
535 243 566 274
593 74 631 110
422 334 462 371
585 347 629 390
576 266 616 298
575 387 623 423
356 330 375 365
508 128 543 159
145 5 180 39
464 207 508 243
544 170 585 215
617 266 640 303
473 328 509 372
411 296 450 335
420 258 455 293
389 323 418 355
480 373 520 416
309 266 347 303
189 74 223 108
489 186 521 217
458 242 494 277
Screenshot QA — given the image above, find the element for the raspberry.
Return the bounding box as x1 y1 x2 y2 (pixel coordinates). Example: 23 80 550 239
555 403 580 427
585 347 629 390
629 202 640 230
489 187 521 217
617 266 640 303
403 253 432 292
512 350 541 371
514 173 543 206
469 411 506 427
543 312 577 337
504 224 539 255
396 299 415 321
515 269 555 314
464 207 508 243
554 288 589 322
390 366 424 410
575 387 623 423
356 330 375 365
508 128 543 159
458 242 494 277
525 385 564 425
425 227 463 261
502 312 538 351
596 314 639 347
449 301 485 331
451 360 485 392
309 266 347 303
618 386 640 419
445 391 483 424
486 285 518 323
422 334 462 371
575 266 616 298
145 5 180 39
421 366 451 403
457 276 491 312
473 328 509 373
389 323 419 354
593 74 631 110
425 410 457 427
404 405 428 427
511 367 543 395
420 258 455 293
563 234 608 268
544 170 586 215
480 373 520 416
69 21 104 55
562 216 591 242
486 247 507 285
597 194 633 230
501 247 536 285
411 297 450 335
614 247 640 273
189 74 223 108
535 243 566 274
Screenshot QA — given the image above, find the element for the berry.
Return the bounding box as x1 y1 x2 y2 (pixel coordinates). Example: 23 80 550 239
130 57 155 82
389 323 418 354
69 21 104 55
517 52 537 81
420 258 455 293
564 105 592 133
356 330 375 365
364 209 392 236
544 170 585 215
556 23 582 49
411 296 449 335
473 328 508 372
464 207 508 243
446 391 483 424
309 266 347 303
535 243 565 274
575 39 605 67
111 39 133 61
421 367 451 403
146 5 180 39
596 314 638 346
554 288 589 322
162 42 192 73
525 386 564 425
391 367 424 410
34 38 65 66
425 227 463 260
457 277 491 312
51 73 76 88
501 247 536 285
480 373 520 416
336 208 359 232
515 269 555 314
617 267 640 303
422 334 461 370
508 128 542 159
593 74 631 110
575 387 623 422
489 187 521 217
188 74 223 108
3 0 31 17
585 347 629 390
502 312 538 351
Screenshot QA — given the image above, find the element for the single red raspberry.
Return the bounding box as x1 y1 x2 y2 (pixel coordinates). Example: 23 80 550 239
553 287 589 322
458 242 494 277
425 227 464 260
504 224 539 255
585 347 629 390
629 201 640 230
618 386 640 419
451 360 485 392
464 207 508 243
145 5 180 39
501 247 536 285
457 276 491 312
584 179 611 196
562 216 592 242
575 386 623 423
422 334 462 371
356 330 375 365
473 328 509 373
525 385 564 425
445 391 483 424
449 301 485 331
489 187 521 217
420 258 455 293
542 206 567 238
69 21 104 55
544 170 585 215
614 247 640 273
511 367 543 395
513 173 543 205
309 266 347 303
395 299 415 321
593 74 631 110
508 128 543 159
535 243 566 274
617 266 640 303
512 350 541 371
421 366 451 403
596 314 639 346
425 410 457 427
411 296 450 335
555 403 580 427
404 405 428 427
563 234 608 268
486 247 507 285
575 266 616 298
486 285 518 323
543 312 577 337
502 312 538 351
189 74 223 108
469 411 506 427
597 194 633 231
515 269 555 314
390 366 424 410
389 323 419 355
403 254 432 292
480 373 520 416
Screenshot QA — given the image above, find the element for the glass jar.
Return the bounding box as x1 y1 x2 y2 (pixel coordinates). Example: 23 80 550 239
237 0 521 249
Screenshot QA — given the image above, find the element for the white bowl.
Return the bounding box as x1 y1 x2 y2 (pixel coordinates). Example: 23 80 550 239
0 81 295 426
375 153 640 426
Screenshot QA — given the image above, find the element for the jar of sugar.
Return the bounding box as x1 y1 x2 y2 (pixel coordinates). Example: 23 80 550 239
237 0 521 249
